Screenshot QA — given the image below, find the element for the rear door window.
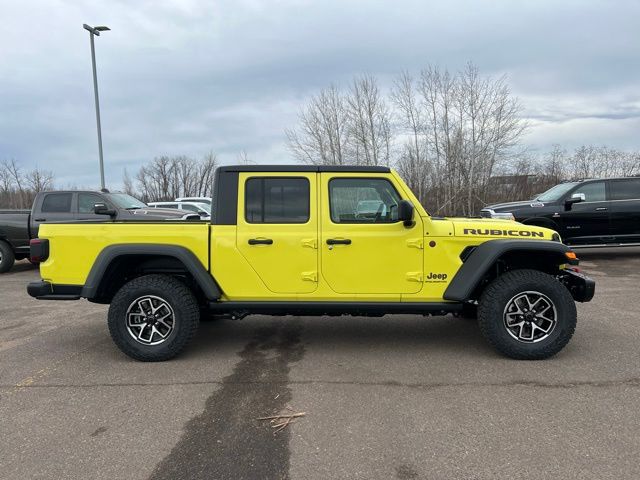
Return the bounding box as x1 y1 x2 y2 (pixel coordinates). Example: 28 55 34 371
610 179 640 201
41 193 73 213
245 177 310 223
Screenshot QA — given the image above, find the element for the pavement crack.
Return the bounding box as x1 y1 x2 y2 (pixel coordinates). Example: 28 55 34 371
4 377 640 392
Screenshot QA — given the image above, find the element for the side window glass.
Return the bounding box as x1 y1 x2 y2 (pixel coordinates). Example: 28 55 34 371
573 182 606 202
78 194 104 213
610 179 640 201
245 177 310 223
41 193 72 213
329 178 402 223
182 204 199 212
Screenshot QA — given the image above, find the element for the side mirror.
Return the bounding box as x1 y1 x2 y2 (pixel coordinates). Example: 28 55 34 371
564 193 585 211
398 200 415 227
94 203 116 217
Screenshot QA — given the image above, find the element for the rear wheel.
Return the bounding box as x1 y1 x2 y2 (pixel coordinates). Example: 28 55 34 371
478 269 576 360
108 274 200 361
0 241 15 273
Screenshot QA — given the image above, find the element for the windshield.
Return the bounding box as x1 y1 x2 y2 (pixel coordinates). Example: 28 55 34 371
194 203 211 214
107 193 147 210
535 183 577 202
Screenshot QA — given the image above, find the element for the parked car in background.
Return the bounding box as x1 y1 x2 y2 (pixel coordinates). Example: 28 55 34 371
148 201 211 217
175 197 212 205
482 177 640 247
0 191 191 273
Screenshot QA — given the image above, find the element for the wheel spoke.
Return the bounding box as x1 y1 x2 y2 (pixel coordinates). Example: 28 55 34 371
125 295 175 346
503 291 557 343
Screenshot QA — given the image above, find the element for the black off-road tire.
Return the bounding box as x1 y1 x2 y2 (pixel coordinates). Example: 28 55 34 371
0 241 15 273
478 269 576 360
108 274 200 361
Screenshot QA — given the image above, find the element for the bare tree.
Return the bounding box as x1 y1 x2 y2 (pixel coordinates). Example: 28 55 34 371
286 85 350 165
346 75 392 166
25 167 54 193
391 71 430 205
129 152 218 202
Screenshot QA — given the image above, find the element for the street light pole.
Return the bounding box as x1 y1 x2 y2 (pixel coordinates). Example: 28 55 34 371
83 24 110 191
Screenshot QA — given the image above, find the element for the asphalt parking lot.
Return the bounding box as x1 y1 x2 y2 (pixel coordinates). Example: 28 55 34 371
1 248 639 480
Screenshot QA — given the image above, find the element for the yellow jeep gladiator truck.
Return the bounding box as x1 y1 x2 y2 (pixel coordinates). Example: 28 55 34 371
27 165 594 361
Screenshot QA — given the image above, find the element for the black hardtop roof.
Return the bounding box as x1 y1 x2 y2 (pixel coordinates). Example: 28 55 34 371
217 165 391 173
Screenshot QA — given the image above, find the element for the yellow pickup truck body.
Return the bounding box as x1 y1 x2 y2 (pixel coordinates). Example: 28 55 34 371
28 166 594 361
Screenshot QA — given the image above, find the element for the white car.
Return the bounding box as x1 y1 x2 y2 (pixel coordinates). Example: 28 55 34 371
175 197 212 206
147 201 211 217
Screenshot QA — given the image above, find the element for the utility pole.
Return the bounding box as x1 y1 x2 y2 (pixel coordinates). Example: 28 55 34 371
83 24 110 190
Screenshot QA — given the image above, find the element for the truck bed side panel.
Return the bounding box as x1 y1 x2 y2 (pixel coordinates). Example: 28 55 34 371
38 223 210 285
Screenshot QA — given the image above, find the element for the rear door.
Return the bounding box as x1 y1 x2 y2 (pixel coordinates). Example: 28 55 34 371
236 172 318 294
32 192 77 236
608 178 640 242
319 173 424 295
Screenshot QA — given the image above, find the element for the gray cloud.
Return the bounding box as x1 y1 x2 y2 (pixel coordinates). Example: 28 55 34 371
1 0 639 188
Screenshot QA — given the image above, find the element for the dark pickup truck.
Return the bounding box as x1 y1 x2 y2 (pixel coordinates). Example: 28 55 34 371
482 177 640 247
0 190 189 273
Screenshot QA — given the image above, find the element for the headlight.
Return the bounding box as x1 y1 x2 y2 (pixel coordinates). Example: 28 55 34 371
482 209 515 221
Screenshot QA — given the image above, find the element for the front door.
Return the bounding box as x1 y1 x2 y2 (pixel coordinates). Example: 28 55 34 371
559 180 611 244
319 173 424 295
236 172 318 294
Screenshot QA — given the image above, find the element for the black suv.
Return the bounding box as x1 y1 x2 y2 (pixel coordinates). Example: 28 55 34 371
482 177 640 247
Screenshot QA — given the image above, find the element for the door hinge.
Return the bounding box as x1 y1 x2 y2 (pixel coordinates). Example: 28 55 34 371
301 238 318 249
406 239 423 249
406 272 423 282
301 271 318 282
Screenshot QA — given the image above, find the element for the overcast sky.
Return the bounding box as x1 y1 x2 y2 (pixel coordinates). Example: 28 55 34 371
1 0 639 188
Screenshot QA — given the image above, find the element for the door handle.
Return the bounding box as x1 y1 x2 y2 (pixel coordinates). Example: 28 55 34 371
248 238 273 245
326 238 351 245
34 218 46 222
595 207 608 211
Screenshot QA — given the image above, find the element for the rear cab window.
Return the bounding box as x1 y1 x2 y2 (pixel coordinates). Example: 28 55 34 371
245 177 310 223
41 193 73 213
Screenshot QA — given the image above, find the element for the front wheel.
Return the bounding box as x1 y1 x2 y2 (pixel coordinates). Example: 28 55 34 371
478 269 577 360
108 274 200 361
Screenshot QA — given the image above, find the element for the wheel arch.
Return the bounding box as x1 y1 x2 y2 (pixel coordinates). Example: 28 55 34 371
82 244 222 304
443 240 573 302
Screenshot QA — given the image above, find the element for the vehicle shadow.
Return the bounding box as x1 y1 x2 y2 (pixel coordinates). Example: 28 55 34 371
6 260 38 274
188 314 490 359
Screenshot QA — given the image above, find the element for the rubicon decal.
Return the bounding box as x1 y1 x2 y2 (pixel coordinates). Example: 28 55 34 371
463 228 545 238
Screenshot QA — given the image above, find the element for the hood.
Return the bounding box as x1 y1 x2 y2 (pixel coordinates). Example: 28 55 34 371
483 200 547 211
449 217 556 240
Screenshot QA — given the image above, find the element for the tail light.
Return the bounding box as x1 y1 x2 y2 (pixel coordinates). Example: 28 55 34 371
30 238 49 264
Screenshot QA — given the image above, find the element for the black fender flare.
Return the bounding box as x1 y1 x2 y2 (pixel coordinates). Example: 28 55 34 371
81 244 222 301
443 240 573 302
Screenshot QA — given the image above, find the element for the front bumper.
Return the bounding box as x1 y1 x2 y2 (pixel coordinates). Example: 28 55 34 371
561 269 595 302
27 281 82 300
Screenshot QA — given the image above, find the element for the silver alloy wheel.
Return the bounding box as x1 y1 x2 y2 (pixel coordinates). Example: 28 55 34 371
503 290 557 343
125 295 176 346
